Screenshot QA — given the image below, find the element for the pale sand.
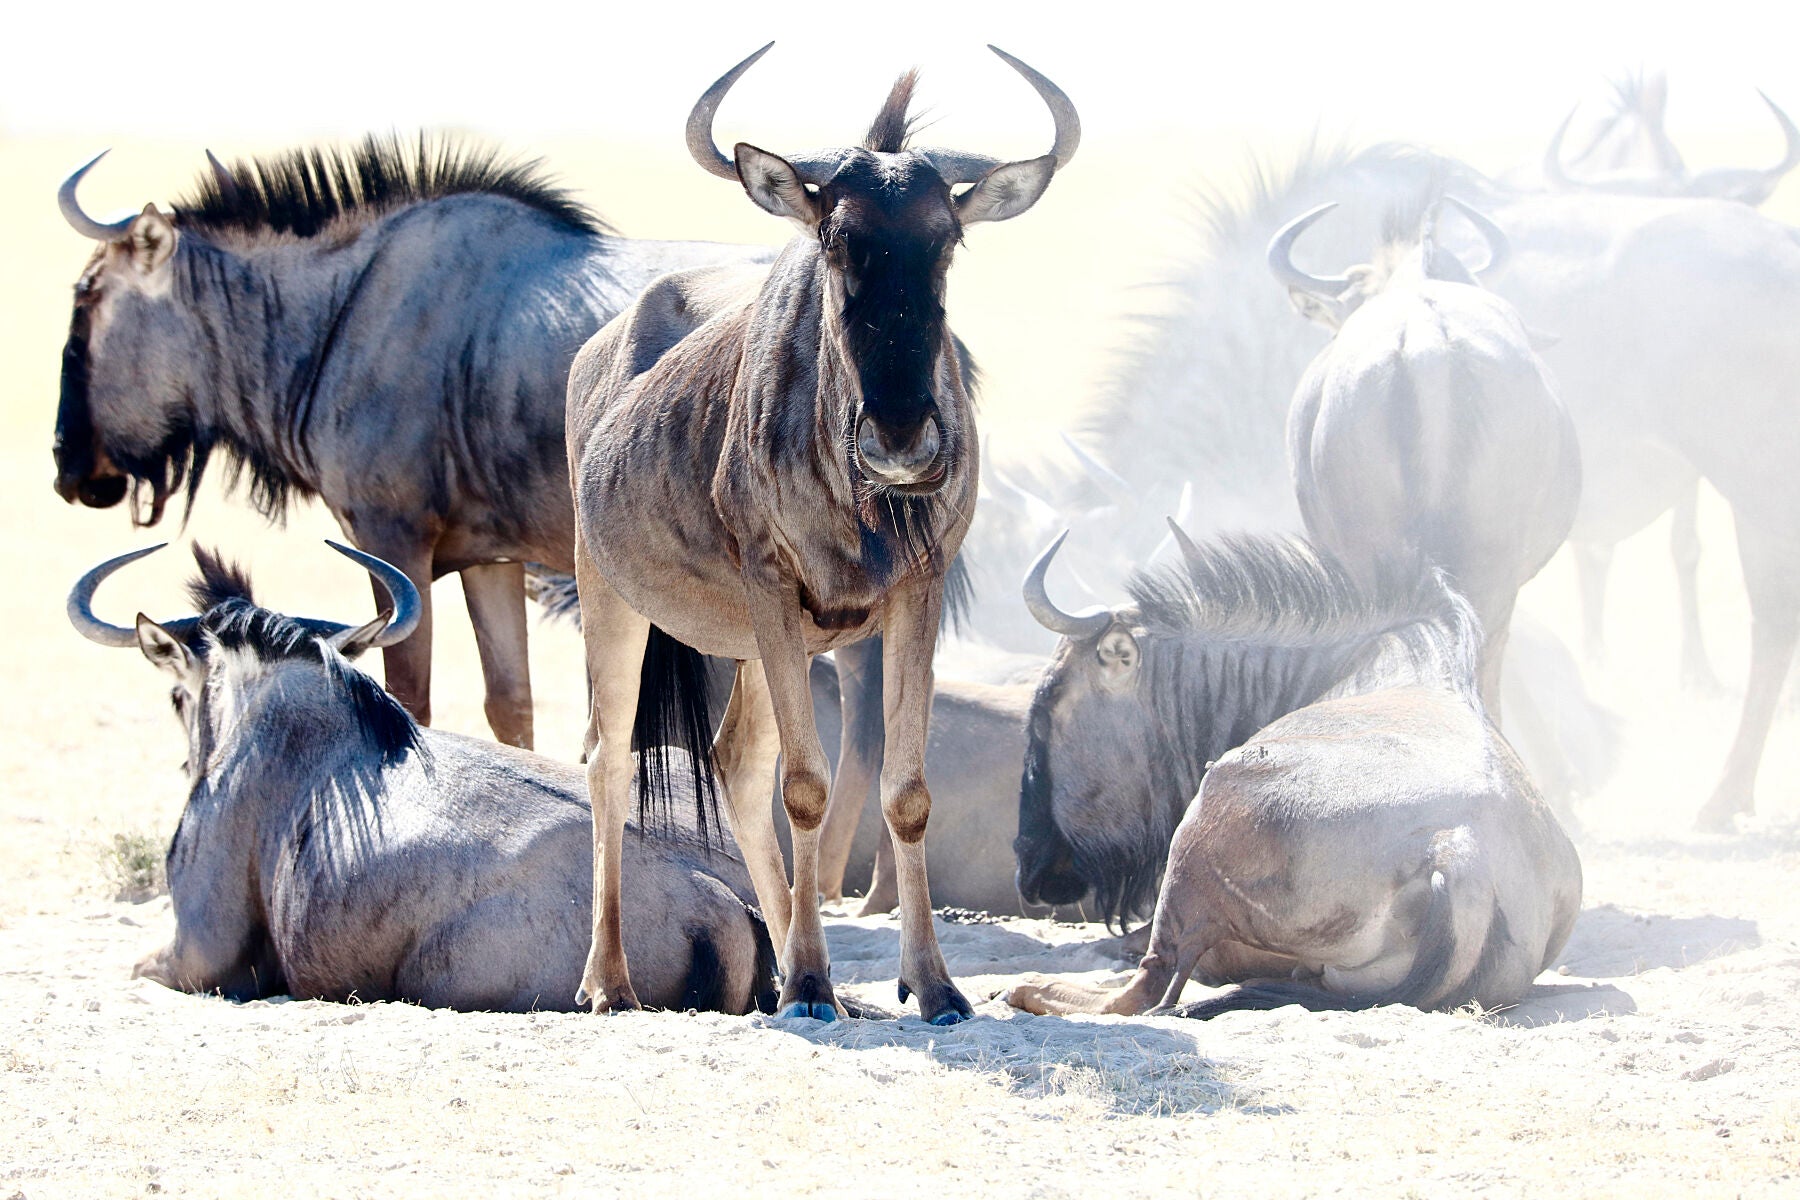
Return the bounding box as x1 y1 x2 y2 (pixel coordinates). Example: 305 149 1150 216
3 136 1798 1197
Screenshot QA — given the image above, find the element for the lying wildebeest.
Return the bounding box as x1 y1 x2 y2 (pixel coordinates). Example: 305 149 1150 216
68 543 774 1014
53 135 770 748
1006 531 1582 1018
1272 198 1581 718
567 43 1077 1023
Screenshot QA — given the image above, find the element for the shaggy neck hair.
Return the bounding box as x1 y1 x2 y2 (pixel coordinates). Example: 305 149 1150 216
169 549 424 880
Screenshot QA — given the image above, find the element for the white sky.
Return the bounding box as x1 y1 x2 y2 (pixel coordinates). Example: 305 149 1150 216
3 0 1797 153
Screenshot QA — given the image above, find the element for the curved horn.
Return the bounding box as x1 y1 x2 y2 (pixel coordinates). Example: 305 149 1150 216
687 42 776 182
1542 108 1580 190
1750 90 1800 198
1023 532 1113 640
988 46 1080 170
1443 196 1511 281
68 544 170 647
1164 517 1206 573
1058 431 1132 503
325 541 422 648
923 47 1082 185
59 151 135 242
205 149 242 205
1267 203 1351 297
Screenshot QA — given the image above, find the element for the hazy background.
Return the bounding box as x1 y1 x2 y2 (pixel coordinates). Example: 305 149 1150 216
1 1 1796 824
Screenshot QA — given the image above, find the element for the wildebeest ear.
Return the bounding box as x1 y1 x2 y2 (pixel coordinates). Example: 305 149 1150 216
127 204 178 275
956 155 1057 225
327 610 392 659
135 614 192 675
1286 288 1341 330
733 144 820 227
1524 324 1561 353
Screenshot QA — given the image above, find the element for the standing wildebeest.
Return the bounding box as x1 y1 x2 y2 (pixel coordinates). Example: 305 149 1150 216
1271 198 1581 717
567 44 1077 1023
68 543 774 1013
1007 531 1582 1017
52 135 770 748
1538 79 1800 688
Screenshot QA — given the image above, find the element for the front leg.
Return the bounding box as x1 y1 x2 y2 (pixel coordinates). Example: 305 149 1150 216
573 548 651 1013
743 571 843 1021
881 580 974 1025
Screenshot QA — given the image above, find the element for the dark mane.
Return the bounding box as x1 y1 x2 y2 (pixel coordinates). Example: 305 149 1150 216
1128 535 1480 699
173 133 609 241
864 71 922 154
186 553 421 767
1133 536 1437 644
186 546 254 610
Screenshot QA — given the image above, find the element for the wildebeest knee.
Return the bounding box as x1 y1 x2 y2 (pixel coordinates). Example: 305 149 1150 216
781 766 829 832
882 776 931 844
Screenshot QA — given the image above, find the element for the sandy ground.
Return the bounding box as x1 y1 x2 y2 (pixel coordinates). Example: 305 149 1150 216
3 135 1800 1196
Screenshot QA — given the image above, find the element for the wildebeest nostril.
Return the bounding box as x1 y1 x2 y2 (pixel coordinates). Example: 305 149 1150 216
75 475 128 509
857 414 941 477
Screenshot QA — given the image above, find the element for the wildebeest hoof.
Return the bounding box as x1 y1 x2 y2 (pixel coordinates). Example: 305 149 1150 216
1695 793 1750 833
905 979 974 1025
576 983 642 1014
776 970 840 1021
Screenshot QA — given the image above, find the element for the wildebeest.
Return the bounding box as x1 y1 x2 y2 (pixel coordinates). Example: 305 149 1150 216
67 543 774 1014
1272 198 1581 717
1537 78 1800 689
53 135 770 748
1006 531 1582 1018
566 44 1077 1023
1543 81 1800 204
1077 133 1800 828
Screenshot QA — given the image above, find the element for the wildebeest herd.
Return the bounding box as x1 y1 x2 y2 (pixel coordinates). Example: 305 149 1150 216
50 49 1800 1024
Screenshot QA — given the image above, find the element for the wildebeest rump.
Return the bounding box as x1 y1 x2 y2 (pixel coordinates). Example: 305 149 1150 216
67 544 775 1014
1273 198 1581 718
1006 532 1581 1018
566 44 1077 1024
52 135 771 749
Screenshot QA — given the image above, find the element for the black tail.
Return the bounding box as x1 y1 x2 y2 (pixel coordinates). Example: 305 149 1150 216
746 904 780 1015
522 564 582 625
632 626 719 844
941 553 974 637
1168 870 1460 1020
679 927 727 1013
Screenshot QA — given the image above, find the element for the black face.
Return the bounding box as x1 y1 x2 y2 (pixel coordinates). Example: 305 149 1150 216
819 153 959 490
53 274 128 509
1012 631 1183 928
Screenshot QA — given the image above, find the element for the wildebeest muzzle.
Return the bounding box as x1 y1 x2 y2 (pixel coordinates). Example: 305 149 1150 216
856 409 944 492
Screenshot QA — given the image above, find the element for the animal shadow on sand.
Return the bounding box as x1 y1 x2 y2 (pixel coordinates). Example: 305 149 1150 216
1556 904 1760 979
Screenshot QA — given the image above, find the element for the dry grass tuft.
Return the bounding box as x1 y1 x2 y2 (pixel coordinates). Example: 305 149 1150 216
103 831 167 903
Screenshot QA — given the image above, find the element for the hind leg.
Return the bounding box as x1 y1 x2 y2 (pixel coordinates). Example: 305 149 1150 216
1670 491 1721 692
712 662 794 952
1573 539 1614 667
462 561 534 749
573 549 651 1013
1697 513 1800 829
818 637 883 902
